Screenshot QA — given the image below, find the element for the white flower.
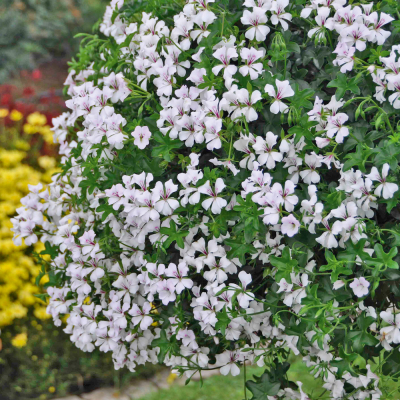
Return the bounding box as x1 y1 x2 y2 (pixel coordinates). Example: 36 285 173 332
326 113 349 143
152 180 179 215
103 72 131 102
153 66 176 97
236 89 262 122
281 214 300 237
316 217 342 249
191 10 217 42
241 7 270 41
198 178 227 214
366 163 398 199
264 79 294 114
380 309 400 344
349 277 370 298
212 46 238 80
165 262 193 293
131 126 152 149
204 118 222 150
341 23 370 51
365 12 394 45
216 350 241 376
129 302 153 330
300 154 322 184
283 273 309 307
307 8 334 41
239 47 264 80
333 43 355 73
277 278 293 293
270 0 292 31
253 131 283 169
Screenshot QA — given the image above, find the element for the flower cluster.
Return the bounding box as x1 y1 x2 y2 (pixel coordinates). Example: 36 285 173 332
12 0 400 399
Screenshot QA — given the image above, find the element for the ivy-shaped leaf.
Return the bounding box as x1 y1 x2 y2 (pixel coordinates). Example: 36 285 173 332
327 73 361 100
270 247 298 282
225 238 257 264
246 372 281 400
151 131 183 162
152 329 178 363
320 250 353 282
365 244 399 270
160 220 189 249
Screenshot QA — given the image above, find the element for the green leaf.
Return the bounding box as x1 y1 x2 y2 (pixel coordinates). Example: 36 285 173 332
34 293 49 303
366 244 399 270
327 73 361 100
225 238 257 264
287 114 317 144
357 312 376 331
343 144 372 172
322 190 346 213
288 84 315 110
372 143 400 170
347 330 379 353
340 239 370 263
151 131 183 162
152 329 178 363
269 247 298 281
320 250 353 282
330 348 358 377
40 241 58 259
160 220 189 249
389 229 400 247
215 307 230 335
246 372 281 399
96 203 118 221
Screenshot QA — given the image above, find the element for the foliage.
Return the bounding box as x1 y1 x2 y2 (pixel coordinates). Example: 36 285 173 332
0 319 155 400
0 0 108 83
11 0 400 399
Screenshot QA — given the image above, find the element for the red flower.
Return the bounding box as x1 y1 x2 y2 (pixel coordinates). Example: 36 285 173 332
32 69 42 81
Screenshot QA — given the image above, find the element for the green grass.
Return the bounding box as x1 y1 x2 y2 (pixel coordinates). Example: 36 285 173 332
136 359 326 400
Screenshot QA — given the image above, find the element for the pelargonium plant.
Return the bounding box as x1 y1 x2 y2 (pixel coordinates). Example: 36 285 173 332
11 0 400 398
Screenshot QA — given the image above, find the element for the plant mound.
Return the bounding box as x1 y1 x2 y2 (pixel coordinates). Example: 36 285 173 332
12 0 400 398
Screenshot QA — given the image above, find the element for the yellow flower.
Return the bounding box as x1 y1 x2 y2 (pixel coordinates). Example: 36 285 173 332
11 332 28 348
23 123 38 135
34 306 51 320
39 126 54 144
0 149 26 168
14 139 30 151
48 386 56 393
0 118 58 330
0 109 9 118
34 241 45 253
83 296 91 305
27 112 47 126
167 373 178 385
38 156 57 170
61 314 70 324
39 274 49 285
10 110 23 122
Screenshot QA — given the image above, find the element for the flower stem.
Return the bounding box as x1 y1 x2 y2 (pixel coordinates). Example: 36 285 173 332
243 361 248 400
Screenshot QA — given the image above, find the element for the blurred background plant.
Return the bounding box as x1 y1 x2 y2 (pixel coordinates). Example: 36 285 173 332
0 1 160 398
0 0 109 84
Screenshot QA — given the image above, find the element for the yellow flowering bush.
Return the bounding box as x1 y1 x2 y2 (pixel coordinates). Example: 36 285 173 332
0 111 58 328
